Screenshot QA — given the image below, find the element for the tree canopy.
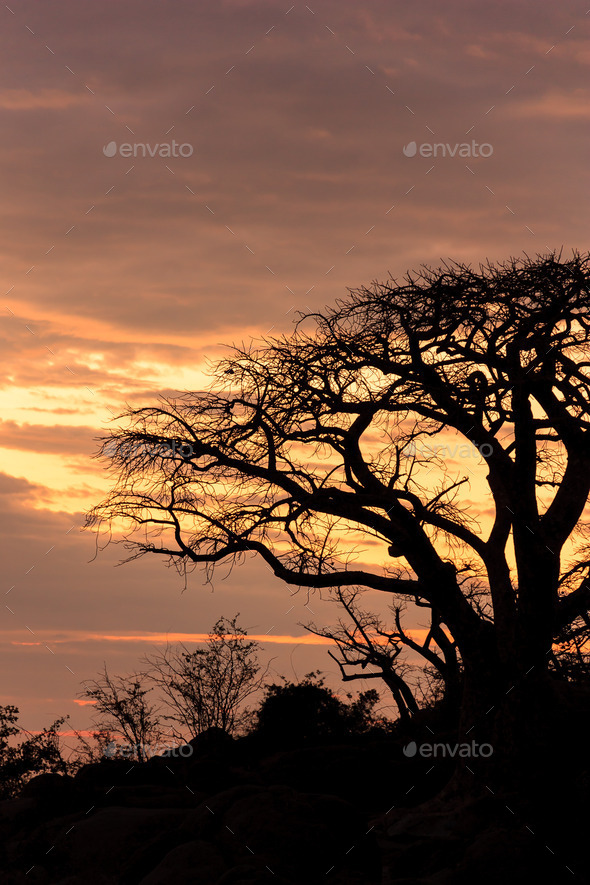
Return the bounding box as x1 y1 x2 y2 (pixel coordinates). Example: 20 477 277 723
88 251 590 759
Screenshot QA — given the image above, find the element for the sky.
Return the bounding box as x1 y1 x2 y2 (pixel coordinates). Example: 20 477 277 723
1 0 589 737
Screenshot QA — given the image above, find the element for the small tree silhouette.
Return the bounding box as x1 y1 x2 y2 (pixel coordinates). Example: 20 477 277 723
80 666 162 761
253 672 384 745
144 614 265 737
0 706 69 798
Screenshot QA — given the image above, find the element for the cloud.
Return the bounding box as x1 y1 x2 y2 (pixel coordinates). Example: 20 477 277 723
0 88 88 110
0 472 44 499
509 89 590 119
6 627 438 648
7 630 333 647
0 419 99 456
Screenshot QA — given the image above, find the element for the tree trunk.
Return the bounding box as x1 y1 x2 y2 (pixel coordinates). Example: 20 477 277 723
447 641 558 796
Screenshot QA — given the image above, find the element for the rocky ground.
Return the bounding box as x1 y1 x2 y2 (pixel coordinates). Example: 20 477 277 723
0 727 587 884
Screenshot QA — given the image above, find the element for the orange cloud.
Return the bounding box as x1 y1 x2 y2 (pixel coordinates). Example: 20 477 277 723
9 629 437 646
0 88 87 110
510 90 590 120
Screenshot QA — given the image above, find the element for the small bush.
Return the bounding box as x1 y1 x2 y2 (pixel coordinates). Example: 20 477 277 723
252 672 389 746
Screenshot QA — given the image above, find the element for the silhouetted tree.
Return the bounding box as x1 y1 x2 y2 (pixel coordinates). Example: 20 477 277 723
80 666 162 762
253 672 385 745
305 588 462 723
144 615 265 737
0 706 69 798
549 614 590 681
87 251 590 785
68 727 117 771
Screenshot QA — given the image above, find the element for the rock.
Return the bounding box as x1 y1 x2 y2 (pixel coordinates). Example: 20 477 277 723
219 785 378 882
450 825 567 884
74 758 173 791
61 806 185 881
0 796 36 824
189 727 234 755
20 774 78 804
103 785 204 809
138 839 227 884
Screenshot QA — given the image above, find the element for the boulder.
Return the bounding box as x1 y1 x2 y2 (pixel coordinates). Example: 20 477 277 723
138 839 227 885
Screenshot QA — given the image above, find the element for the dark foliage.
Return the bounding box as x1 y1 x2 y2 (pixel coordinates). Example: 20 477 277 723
0 705 68 799
253 671 388 746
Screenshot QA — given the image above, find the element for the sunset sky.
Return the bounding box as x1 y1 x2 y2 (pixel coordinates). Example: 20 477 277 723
1 0 588 737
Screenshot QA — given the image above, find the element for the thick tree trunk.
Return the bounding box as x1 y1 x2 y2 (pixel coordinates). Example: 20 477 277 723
446 639 558 797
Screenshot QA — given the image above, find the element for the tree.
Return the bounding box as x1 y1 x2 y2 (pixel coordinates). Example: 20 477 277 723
0 705 69 798
80 666 162 762
549 614 590 682
68 727 118 771
253 672 385 745
305 588 457 724
87 251 590 785
144 614 265 737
